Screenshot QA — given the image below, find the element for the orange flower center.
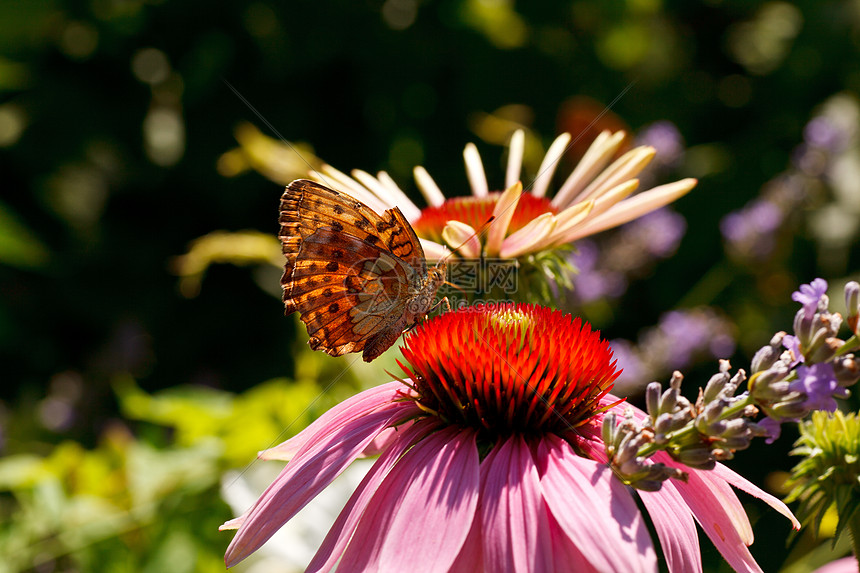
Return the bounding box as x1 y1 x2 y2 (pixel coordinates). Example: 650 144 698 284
397 303 619 439
412 193 558 243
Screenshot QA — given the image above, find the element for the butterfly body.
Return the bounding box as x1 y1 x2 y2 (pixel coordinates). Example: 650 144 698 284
279 179 446 362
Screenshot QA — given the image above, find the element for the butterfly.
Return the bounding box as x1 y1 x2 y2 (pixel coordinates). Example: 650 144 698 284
279 179 448 362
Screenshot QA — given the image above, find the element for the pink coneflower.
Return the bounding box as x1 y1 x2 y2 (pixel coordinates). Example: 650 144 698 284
223 304 798 572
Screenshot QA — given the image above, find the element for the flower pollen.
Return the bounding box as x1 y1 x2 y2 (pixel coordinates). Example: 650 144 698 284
398 303 620 439
412 193 557 242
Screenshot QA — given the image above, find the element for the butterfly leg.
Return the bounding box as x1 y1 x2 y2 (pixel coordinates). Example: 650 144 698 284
426 296 451 316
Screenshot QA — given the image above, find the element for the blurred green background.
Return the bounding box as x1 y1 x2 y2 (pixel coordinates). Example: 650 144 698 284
2 0 860 571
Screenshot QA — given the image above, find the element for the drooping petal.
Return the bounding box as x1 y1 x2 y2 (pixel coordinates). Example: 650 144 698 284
711 463 800 529
506 129 525 189
486 181 523 256
562 178 697 242
339 426 481 572
532 133 571 198
224 399 416 568
656 453 763 573
414 165 446 207
258 381 408 461
552 130 626 208
638 479 703 573
538 435 657 572
306 418 442 573
500 213 555 258
464 142 489 198
443 220 482 259
480 435 554 573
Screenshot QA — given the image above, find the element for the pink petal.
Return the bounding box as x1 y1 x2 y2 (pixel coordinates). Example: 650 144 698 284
258 381 407 461
219 516 244 531
339 426 481 572
638 479 703 573
224 399 415 567
657 453 763 573
307 418 442 573
547 516 602 573
538 435 657 572
712 463 800 530
814 557 860 573
358 419 416 458
449 509 484 573
480 435 554 573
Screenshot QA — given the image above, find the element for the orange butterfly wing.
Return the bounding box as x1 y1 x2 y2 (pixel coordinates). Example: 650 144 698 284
279 179 432 361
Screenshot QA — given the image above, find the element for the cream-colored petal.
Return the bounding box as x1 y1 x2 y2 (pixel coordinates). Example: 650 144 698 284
377 170 422 221
420 238 449 262
414 165 446 207
500 213 556 258
579 179 639 222
464 142 489 197
442 220 482 259
531 199 594 252
485 181 523 257
350 169 412 216
552 130 626 209
505 129 525 189
531 132 571 198
317 164 390 214
558 178 697 244
574 146 655 204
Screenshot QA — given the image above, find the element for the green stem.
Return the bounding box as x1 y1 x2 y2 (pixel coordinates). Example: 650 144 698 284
835 334 860 357
635 393 756 459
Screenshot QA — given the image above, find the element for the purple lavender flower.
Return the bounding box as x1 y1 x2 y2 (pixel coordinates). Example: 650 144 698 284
636 121 684 169
620 208 687 258
782 334 802 366
570 240 628 303
607 339 649 394
758 416 793 444
792 278 828 319
804 116 847 152
720 200 782 242
791 363 846 412
654 310 736 370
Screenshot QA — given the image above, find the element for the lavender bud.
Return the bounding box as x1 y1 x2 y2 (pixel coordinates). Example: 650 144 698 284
675 447 716 470
846 281 860 333
752 332 787 373
833 355 860 386
645 382 662 419
804 335 841 364
703 370 731 403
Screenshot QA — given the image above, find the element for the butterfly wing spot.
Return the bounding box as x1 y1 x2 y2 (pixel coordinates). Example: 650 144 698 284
328 303 339 313
326 261 338 272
